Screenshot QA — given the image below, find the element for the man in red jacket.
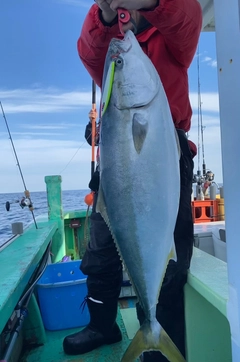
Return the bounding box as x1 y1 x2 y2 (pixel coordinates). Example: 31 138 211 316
63 1 202 361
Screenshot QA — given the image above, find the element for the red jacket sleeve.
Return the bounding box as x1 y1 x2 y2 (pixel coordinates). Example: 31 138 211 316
140 0 202 68
78 1 202 86
77 5 119 88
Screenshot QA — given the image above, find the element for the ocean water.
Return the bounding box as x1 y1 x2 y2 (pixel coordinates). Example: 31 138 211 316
0 189 89 246
1 183 223 246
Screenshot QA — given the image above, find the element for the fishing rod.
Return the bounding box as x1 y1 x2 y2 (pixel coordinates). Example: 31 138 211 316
83 80 98 244
84 80 97 207
91 80 96 178
60 81 97 176
197 47 206 178
0 101 38 229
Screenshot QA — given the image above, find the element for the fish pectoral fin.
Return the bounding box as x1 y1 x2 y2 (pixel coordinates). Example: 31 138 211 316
132 113 148 154
121 321 186 362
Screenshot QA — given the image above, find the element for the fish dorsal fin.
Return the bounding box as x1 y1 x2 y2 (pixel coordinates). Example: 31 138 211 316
96 184 125 263
132 113 148 154
96 184 117 245
96 184 108 220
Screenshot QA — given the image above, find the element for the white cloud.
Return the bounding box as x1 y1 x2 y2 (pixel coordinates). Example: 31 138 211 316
0 112 223 194
0 87 223 192
210 60 217 67
0 138 92 192
202 56 217 68
190 114 220 128
0 131 64 137
190 92 219 113
21 124 78 130
194 52 217 68
1 87 218 115
0 88 101 114
203 56 212 62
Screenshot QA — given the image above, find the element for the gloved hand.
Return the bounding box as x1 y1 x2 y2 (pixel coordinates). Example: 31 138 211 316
88 109 98 123
95 0 158 32
109 0 158 11
95 0 117 23
89 170 100 192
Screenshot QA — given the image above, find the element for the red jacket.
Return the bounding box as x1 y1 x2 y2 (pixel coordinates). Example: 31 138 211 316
78 0 202 155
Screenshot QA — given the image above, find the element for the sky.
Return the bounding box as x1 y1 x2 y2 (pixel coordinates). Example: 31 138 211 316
0 0 222 193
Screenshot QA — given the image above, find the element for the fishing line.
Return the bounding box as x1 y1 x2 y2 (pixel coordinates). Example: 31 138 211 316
59 139 88 174
59 80 97 176
58 114 100 175
0 101 38 229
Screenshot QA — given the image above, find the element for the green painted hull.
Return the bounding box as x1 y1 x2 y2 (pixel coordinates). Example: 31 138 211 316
0 176 232 361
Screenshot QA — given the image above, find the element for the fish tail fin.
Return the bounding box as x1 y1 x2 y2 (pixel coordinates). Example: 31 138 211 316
121 319 186 362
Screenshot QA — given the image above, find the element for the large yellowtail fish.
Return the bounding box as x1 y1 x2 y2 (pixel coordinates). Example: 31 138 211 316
96 30 184 362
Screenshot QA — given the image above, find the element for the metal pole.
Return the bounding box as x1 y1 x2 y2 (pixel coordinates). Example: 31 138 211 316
214 0 240 360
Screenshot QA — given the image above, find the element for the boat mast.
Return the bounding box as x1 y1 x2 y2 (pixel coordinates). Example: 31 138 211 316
195 46 208 200
194 44 215 200
197 46 206 178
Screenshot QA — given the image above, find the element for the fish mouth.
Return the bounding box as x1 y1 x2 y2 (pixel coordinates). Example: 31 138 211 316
109 31 134 57
110 38 132 58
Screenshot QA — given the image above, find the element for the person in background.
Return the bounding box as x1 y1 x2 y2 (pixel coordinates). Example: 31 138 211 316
85 109 98 145
85 108 100 191
63 1 202 361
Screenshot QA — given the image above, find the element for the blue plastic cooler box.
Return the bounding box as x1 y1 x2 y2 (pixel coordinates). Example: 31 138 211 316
37 260 90 331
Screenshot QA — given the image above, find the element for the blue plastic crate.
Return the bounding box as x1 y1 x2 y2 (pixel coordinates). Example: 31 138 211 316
37 260 90 331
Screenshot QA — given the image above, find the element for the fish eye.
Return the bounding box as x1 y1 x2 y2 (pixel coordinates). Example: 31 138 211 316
115 57 123 67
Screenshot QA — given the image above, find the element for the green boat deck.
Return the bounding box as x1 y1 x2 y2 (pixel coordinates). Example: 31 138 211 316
21 307 140 362
0 214 141 361
0 220 233 362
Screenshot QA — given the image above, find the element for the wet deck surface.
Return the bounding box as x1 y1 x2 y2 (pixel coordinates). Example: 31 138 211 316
21 306 140 362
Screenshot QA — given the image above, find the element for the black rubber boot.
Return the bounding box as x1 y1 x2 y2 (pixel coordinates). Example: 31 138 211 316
63 297 122 355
